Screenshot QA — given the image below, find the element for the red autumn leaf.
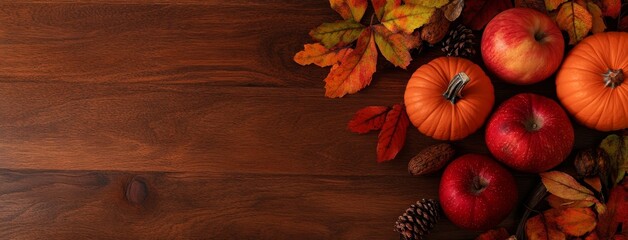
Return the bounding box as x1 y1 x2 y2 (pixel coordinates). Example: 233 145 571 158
601 0 620 18
526 209 566 240
348 106 391 133
377 104 409 162
462 0 513 30
555 208 597 237
324 27 378 98
597 180 628 239
475 227 510 240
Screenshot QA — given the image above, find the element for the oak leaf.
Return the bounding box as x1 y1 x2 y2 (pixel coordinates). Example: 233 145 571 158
309 20 366 49
541 171 596 201
294 43 353 67
556 2 592 44
372 0 401 20
555 208 597 237
462 0 513 30
475 227 510 240
601 0 620 18
348 106 390 133
372 25 413 69
330 0 368 22
526 209 566 240
443 0 464 21
404 0 450 8
324 28 377 98
597 180 627 239
586 2 606 34
377 104 409 162
545 0 568 11
381 4 435 34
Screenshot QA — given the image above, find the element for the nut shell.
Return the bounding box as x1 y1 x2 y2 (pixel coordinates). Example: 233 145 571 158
574 148 609 177
408 143 455 175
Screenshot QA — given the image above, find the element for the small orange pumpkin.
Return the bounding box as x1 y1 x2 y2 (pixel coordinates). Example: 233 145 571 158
556 32 628 131
405 57 495 140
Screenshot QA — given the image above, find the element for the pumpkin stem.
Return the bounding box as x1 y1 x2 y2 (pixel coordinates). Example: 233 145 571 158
443 72 470 104
603 69 624 88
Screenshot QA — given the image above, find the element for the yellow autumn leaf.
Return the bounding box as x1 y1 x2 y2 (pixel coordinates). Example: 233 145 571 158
372 25 413 69
309 20 366 48
381 4 435 34
556 2 592 44
329 0 368 22
586 2 606 33
404 0 449 8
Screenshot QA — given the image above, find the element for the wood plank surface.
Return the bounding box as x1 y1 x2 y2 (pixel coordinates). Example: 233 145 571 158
0 1 611 239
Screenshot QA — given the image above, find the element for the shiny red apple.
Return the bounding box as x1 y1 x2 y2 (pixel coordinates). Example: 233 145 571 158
439 154 518 230
485 93 574 173
481 8 564 85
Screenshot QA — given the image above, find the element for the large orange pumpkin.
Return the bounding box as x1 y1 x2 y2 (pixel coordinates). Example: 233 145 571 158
405 57 494 140
556 32 628 131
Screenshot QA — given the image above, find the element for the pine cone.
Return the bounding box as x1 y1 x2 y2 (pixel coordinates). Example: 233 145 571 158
395 199 440 240
441 24 476 57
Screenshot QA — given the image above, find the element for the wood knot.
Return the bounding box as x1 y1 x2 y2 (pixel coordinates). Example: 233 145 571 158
126 176 147 205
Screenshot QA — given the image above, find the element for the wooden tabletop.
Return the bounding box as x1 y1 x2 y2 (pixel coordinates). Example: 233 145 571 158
0 1 608 239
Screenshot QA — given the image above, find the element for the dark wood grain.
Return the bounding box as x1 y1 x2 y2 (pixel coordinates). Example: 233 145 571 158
0 1 610 239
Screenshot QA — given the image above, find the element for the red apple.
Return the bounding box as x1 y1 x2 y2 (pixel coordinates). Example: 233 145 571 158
485 93 574 173
481 8 564 85
439 154 518 230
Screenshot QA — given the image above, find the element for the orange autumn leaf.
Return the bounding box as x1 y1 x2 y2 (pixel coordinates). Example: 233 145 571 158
546 194 595 209
476 227 510 240
601 0 620 18
584 177 602 193
541 171 596 201
330 0 368 22
586 232 600 240
309 20 366 49
545 0 567 11
372 25 413 69
294 43 353 67
555 208 597 237
372 0 401 21
597 180 627 239
526 209 566 240
556 2 593 44
586 2 606 34
381 4 435 34
324 28 377 98
377 103 409 162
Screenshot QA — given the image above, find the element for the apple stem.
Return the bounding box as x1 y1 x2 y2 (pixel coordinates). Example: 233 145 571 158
603 69 624 88
443 72 470 104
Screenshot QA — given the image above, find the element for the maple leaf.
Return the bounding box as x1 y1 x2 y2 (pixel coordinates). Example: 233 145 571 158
462 0 513 30
372 25 414 69
443 0 465 21
586 2 606 34
601 0 620 18
597 180 627 239
526 209 566 240
330 0 369 22
309 20 366 49
475 227 510 240
377 104 409 162
294 43 353 67
545 0 568 11
324 28 377 98
381 4 435 34
372 0 401 21
348 106 391 133
404 0 449 8
556 2 593 45
540 171 596 201
555 208 597 237
515 0 546 13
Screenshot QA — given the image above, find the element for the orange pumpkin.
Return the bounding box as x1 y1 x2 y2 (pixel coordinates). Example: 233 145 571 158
405 57 494 140
556 32 628 131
